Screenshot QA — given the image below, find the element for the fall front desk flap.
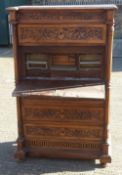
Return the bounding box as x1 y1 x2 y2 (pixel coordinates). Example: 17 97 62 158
13 80 105 99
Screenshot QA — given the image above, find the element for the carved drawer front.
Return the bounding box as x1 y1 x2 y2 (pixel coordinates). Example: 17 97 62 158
21 97 104 125
24 124 103 141
17 10 106 24
25 139 102 152
25 139 102 158
22 106 104 125
18 24 106 46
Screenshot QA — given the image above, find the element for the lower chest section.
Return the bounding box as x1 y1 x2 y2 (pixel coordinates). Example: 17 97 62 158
18 96 105 158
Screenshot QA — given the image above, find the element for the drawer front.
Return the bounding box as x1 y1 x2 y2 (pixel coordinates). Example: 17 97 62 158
22 106 104 124
21 97 104 157
18 24 106 46
25 139 101 151
24 124 103 141
25 138 102 158
17 10 106 24
21 97 104 125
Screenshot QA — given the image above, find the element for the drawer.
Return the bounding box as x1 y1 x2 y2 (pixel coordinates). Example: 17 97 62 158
17 10 106 24
21 97 104 125
25 138 102 158
25 138 102 152
24 123 103 141
18 24 106 46
22 106 104 125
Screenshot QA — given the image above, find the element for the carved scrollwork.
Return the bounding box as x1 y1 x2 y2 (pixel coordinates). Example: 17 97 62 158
25 125 103 139
18 25 105 44
23 107 103 122
17 11 105 22
26 139 101 151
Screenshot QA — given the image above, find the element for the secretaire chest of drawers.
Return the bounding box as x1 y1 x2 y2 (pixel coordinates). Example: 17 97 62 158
7 5 117 167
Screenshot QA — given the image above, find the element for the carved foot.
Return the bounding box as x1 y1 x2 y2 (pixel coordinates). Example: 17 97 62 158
15 138 26 161
15 150 26 161
100 155 111 167
100 162 107 168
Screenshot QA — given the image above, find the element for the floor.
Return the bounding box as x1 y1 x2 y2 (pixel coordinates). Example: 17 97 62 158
0 42 122 175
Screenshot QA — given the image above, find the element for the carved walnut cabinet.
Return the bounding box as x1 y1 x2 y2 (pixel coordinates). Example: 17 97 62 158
7 5 117 166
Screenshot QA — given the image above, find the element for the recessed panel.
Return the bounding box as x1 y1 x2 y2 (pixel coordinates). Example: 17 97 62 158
79 54 102 69
51 54 76 71
23 48 104 81
26 54 48 70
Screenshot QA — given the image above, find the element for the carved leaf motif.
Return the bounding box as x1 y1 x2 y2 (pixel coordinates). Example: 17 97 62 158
24 107 103 122
17 12 105 22
19 26 104 44
25 125 102 138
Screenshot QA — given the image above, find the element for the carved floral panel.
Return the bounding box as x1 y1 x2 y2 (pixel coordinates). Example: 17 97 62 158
24 125 103 140
23 107 103 123
17 11 105 23
18 25 106 45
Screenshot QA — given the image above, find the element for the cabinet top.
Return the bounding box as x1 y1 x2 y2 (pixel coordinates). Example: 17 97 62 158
7 4 117 11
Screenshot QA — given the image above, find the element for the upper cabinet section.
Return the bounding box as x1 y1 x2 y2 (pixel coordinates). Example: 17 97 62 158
7 5 117 46
9 10 106 24
7 5 117 24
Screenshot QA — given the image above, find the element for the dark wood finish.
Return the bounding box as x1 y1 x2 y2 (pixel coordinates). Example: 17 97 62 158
7 5 117 166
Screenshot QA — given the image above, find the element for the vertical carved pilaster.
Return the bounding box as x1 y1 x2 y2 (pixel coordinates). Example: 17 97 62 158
15 97 26 160
12 24 19 84
8 10 17 24
103 11 115 158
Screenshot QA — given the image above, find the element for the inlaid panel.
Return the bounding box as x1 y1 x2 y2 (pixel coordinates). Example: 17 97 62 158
18 24 106 45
